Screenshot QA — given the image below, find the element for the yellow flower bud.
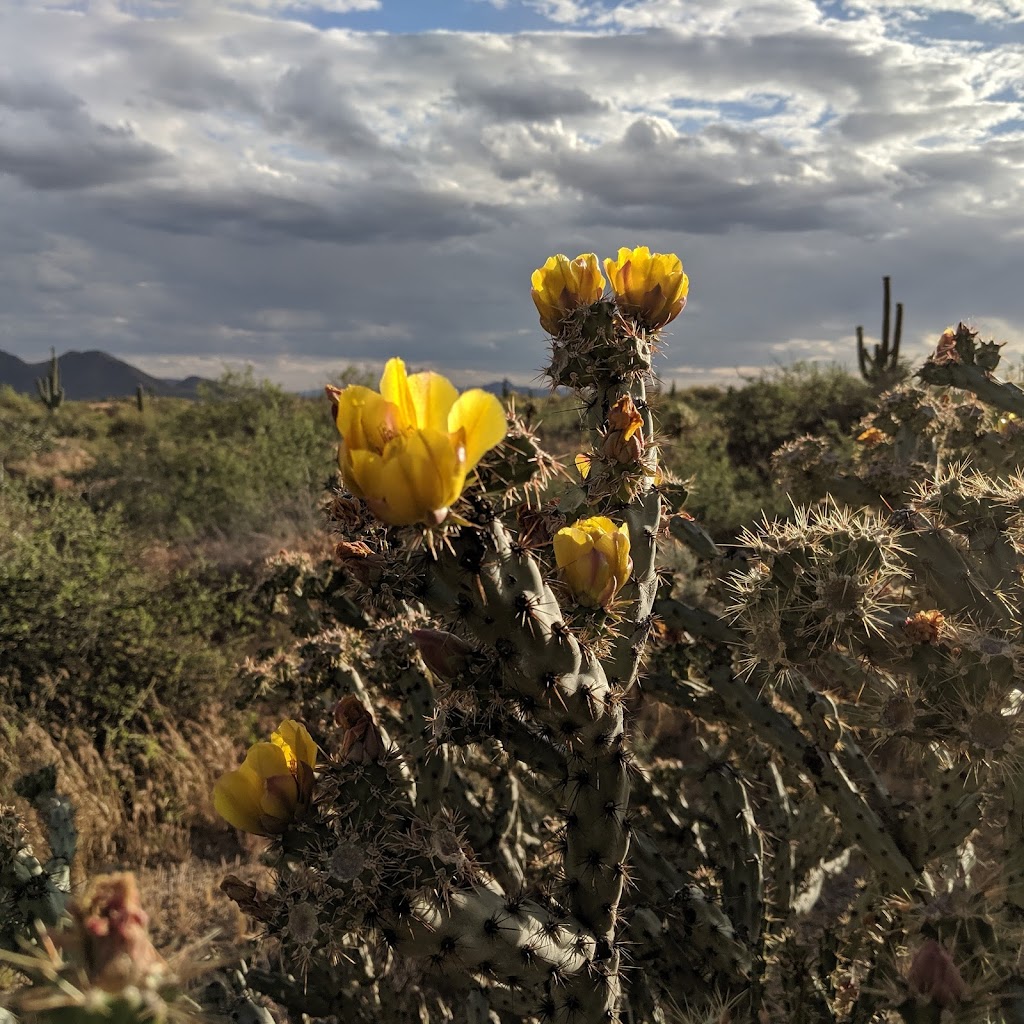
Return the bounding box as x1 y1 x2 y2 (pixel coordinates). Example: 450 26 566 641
214 720 317 836
327 358 507 527
604 246 688 330
530 253 606 336
553 516 632 610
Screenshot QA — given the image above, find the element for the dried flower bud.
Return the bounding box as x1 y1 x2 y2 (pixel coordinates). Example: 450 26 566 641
602 395 645 465
856 427 886 447
335 695 386 764
904 610 945 645
932 327 960 365
907 939 965 1007
412 628 475 680
335 540 385 585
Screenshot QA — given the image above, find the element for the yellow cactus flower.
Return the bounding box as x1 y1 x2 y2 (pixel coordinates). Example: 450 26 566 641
604 246 688 330
553 515 632 610
214 720 317 837
326 358 506 527
530 253 606 336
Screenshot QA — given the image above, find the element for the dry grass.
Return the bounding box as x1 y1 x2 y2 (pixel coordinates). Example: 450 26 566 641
134 857 270 954
1 708 249 879
6 438 95 490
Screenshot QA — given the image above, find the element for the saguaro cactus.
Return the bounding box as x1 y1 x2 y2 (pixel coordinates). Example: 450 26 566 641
35 348 64 412
857 274 904 389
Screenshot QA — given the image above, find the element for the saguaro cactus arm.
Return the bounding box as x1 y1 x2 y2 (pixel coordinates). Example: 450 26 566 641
34 348 64 412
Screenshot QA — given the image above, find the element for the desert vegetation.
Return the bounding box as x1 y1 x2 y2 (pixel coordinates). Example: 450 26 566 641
4 251 1024 1023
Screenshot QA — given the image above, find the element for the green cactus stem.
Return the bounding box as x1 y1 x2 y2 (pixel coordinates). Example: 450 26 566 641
35 349 64 412
857 275 904 390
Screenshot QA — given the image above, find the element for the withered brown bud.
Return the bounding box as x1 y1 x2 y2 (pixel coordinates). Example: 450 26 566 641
335 540 385 585
220 875 279 922
412 628 475 680
932 327 960 366
904 609 945 645
324 384 342 421
907 938 966 1007
602 394 645 465
335 695 386 764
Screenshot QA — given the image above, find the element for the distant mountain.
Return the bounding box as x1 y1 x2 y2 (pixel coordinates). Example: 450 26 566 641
0 350 213 400
1 349 557 402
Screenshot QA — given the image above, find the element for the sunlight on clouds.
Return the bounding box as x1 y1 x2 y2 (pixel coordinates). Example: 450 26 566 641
2 0 1024 382
842 0 1024 21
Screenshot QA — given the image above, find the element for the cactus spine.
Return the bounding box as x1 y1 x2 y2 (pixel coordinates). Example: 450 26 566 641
857 274 904 389
34 349 64 412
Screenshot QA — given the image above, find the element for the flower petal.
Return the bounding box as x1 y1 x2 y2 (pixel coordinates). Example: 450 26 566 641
448 390 507 469
213 767 266 835
260 773 299 823
273 720 318 771
351 430 463 526
243 741 291 779
379 358 417 429
335 385 398 452
406 372 459 433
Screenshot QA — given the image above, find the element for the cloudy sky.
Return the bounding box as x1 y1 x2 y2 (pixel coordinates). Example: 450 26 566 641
1 0 1023 390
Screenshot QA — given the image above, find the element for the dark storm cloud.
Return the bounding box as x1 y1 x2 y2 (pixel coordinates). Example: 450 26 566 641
99 180 506 244
1 2 1023 388
454 76 608 121
0 120 168 191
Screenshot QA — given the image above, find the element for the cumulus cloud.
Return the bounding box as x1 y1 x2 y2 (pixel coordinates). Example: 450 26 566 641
0 0 1022 389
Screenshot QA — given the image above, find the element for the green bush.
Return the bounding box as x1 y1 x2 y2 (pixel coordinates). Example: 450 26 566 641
716 363 873 482
87 371 335 542
0 479 257 734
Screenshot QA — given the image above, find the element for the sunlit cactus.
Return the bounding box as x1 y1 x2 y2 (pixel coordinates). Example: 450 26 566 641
190 251 1024 1023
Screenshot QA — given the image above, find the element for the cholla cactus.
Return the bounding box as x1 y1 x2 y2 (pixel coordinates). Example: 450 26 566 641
1 769 76 952
214 245 689 1024
216 256 1024 1023
644 319 1024 1020
0 873 203 1024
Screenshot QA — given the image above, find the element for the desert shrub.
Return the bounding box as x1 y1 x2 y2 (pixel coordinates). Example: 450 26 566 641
87 370 335 542
716 362 872 481
0 478 257 734
658 416 777 540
